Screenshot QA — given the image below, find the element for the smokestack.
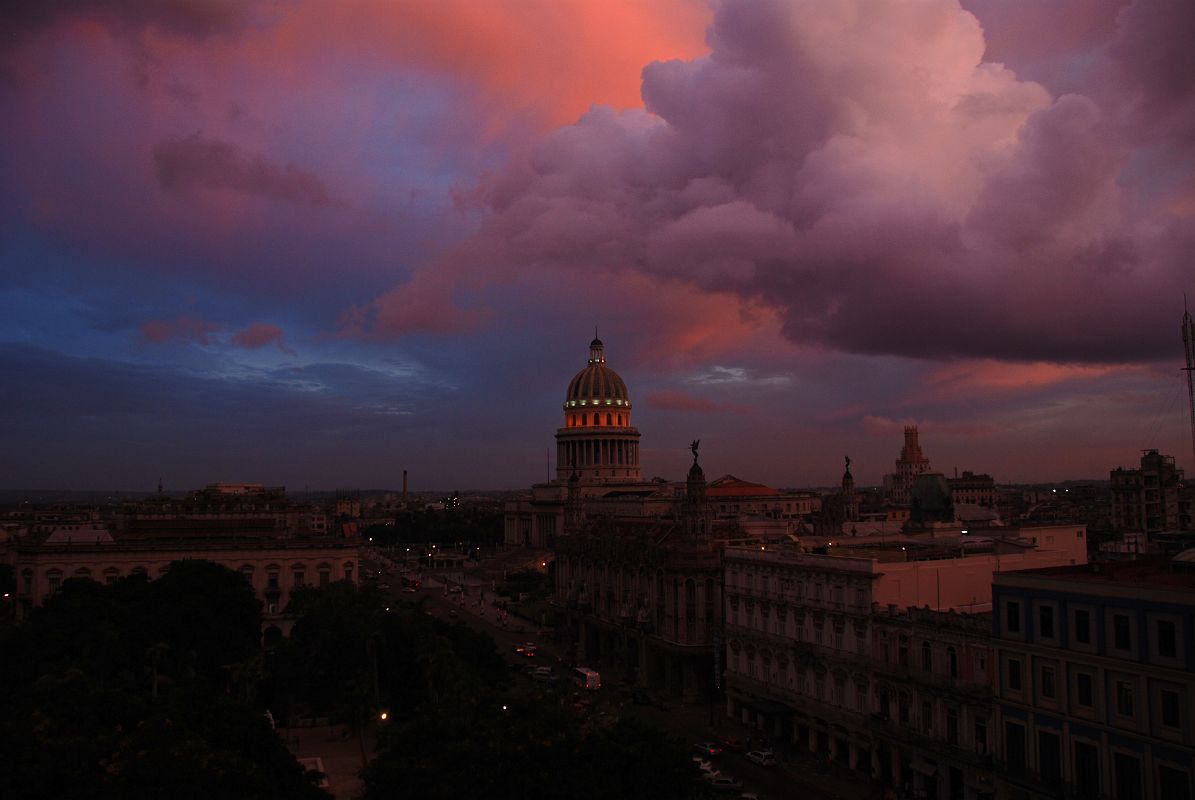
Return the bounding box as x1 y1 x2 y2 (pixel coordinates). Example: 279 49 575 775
402 470 408 502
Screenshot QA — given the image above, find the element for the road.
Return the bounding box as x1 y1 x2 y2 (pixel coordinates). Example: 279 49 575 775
364 554 877 800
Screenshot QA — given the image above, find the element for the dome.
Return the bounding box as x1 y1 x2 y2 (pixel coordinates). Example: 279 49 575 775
564 337 631 408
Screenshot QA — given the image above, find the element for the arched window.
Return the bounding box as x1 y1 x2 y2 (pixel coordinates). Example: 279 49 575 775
922 641 933 672
46 569 63 594
606 413 612 425
318 563 332 587
617 414 623 425
292 563 306 588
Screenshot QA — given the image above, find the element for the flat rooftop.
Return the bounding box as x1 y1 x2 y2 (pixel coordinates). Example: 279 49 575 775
1002 559 1195 589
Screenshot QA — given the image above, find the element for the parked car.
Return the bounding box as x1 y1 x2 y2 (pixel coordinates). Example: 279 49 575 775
691 757 714 772
745 750 777 767
532 667 552 682
693 741 724 758
709 776 743 792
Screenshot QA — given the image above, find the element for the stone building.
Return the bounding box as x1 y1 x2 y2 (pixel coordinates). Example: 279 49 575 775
992 560 1195 800
554 449 730 700
886 425 933 506
722 526 1087 800
1110 449 1194 535
504 337 660 548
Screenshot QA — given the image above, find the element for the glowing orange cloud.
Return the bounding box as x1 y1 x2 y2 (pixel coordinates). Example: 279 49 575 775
265 0 712 129
925 359 1124 394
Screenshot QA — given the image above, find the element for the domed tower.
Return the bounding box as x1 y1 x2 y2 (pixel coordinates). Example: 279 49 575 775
556 337 641 483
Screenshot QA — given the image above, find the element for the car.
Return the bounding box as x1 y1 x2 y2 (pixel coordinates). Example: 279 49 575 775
693 741 724 758
709 776 744 792
532 667 552 682
448 609 458 618
699 767 722 782
449 585 462 593
377 583 390 591
691 757 713 772
745 750 777 767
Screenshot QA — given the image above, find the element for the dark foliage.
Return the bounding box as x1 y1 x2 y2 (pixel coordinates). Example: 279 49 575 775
0 561 327 800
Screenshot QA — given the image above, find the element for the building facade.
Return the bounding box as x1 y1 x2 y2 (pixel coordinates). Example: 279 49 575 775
505 337 659 548
554 457 725 700
992 561 1195 800
1110 449 1194 535
886 426 933 506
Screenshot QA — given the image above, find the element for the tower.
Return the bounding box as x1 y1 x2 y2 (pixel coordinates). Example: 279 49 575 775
555 337 642 483
888 425 931 505
842 455 859 523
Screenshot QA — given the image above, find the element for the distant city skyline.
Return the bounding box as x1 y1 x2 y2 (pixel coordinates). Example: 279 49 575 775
2 0 1193 490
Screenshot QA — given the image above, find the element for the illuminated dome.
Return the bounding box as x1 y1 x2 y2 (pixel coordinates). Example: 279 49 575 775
564 338 631 408
555 337 640 483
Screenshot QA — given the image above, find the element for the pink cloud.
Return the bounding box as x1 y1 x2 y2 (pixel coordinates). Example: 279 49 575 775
139 314 220 345
646 389 752 414
231 322 294 354
351 0 1195 368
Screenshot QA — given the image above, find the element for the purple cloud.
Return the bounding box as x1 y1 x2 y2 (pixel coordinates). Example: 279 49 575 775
358 0 1195 365
153 135 337 208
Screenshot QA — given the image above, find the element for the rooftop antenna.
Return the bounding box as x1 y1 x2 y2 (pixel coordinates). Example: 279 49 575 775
1183 294 1195 474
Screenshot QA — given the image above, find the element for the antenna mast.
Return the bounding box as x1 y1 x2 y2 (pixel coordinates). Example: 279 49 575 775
1182 296 1195 474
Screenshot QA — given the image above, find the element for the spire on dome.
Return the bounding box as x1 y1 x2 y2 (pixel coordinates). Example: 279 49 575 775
588 334 605 364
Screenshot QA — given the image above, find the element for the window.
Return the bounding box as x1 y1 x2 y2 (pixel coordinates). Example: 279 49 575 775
1005 722 1026 777
1114 752 1143 800
898 636 909 667
1041 666 1056 699
898 693 909 724
922 641 933 672
1008 658 1022 691
1157 619 1177 658
1076 672 1093 707
1039 605 1054 638
1113 613 1132 651
1074 741 1100 798
1159 766 1191 800
1006 600 1021 633
605 413 612 425
318 564 331 588
1074 609 1091 645
1161 689 1181 728
1116 681 1135 717
267 570 279 589
344 563 354 582
46 570 62 594
947 646 958 678
292 568 305 588
1039 731 1062 787
974 719 987 753
946 709 958 744
922 701 933 733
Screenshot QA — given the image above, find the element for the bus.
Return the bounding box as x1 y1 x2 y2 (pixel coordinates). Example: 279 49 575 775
571 667 601 690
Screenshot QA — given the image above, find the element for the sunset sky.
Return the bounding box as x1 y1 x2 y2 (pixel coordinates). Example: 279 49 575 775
2 0 1194 491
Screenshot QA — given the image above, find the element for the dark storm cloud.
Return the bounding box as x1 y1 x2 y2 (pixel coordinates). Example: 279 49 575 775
0 0 251 46
153 135 337 208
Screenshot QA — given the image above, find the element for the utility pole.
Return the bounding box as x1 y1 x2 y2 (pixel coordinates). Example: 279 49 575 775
1182 297 1195 474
